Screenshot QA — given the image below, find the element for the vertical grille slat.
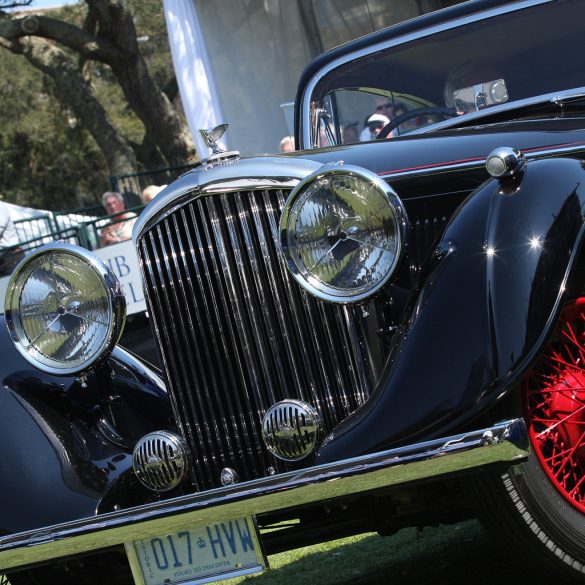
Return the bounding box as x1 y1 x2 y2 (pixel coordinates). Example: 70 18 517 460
180 206 252 468
233 192 288 405
249 191 308 397
267 191 342 412
138 188 446 489
165 215 233 471
219 194 279 409
153 224 213 467
141 235 201 463
196 197 268 477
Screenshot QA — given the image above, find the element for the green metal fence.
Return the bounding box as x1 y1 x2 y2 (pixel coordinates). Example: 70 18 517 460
4 205 145 269
0 225 84 277
2 164 196 267
13 213 56 245
110 163 198 206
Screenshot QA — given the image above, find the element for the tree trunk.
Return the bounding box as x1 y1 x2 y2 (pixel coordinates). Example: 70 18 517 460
0 0 196 168
4 35 138 178
86 0 195 166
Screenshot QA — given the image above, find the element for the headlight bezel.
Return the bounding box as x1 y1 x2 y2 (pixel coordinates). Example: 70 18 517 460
279 164 408 303
4 242 126 376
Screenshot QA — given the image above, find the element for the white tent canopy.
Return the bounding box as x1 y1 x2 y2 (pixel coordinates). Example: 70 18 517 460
163 0 453 157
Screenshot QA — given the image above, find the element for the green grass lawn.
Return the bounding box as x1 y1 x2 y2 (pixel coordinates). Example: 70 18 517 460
222 519 527 585
0 519 537 584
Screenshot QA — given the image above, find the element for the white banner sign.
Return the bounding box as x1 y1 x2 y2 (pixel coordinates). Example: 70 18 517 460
93 240 147 316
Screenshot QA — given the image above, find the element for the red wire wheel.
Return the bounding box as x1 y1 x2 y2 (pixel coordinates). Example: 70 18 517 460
523 297 585 514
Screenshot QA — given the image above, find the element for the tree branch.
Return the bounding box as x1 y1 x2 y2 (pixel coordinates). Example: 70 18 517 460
2 35 137 177
0 13 119 62
0 0 32 9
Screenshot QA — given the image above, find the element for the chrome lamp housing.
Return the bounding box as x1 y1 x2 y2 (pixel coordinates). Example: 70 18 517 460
4 242 126 375
279 164 408 303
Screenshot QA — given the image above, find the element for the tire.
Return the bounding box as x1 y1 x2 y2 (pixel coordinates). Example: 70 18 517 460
469 298 585 583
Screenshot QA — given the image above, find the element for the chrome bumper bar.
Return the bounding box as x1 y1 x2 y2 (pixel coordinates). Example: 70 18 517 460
0 418 528 571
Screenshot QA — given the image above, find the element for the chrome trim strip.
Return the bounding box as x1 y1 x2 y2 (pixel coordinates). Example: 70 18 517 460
300 0 553 148
133 158 323 240
380 142 585 181
0 418 528 571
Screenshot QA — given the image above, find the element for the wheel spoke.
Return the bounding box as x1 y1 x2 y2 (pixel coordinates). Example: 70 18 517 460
524 298 585 514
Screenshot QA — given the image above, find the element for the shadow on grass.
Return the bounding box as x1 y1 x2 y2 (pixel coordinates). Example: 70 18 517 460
225 519 538 585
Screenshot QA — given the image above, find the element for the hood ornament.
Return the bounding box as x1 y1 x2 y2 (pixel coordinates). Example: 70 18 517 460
200 123 228 155
199 123 240 168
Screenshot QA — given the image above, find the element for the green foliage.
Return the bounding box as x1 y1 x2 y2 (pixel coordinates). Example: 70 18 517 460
0 0 178 211
0 47 108 210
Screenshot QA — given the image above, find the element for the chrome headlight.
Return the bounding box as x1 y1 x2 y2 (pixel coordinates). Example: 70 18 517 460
4 243 126 375
279 165 407 303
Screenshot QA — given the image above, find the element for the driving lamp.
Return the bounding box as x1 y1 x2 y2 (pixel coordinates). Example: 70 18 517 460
4 242 126 375
280 165 407 303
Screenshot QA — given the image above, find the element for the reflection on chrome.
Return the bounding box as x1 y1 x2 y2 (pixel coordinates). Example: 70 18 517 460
280 166 406 303
529 236 543 250
4 243 125 375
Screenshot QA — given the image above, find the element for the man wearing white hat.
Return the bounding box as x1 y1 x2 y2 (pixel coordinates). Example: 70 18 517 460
359 112 391 141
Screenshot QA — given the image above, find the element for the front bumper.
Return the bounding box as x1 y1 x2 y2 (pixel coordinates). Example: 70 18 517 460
0 418 528 572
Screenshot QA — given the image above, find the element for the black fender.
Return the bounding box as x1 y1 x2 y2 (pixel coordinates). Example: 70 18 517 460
317 157 585 463
0 315 174 536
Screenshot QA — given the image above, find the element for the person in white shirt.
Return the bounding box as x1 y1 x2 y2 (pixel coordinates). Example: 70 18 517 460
99 192 137 247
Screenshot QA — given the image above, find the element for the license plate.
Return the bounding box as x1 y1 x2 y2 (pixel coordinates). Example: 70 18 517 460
125 516 266 585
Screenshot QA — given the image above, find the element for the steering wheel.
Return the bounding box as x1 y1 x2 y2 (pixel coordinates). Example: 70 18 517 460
377 106 458 139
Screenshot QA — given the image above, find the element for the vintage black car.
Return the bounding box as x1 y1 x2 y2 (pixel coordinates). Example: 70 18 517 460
3 0 585 583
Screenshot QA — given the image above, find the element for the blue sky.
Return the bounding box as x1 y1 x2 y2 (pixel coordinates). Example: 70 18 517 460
29 0 78 7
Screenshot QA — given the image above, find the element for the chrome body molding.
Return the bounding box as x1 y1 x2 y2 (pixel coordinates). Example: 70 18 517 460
0 419 528 571
133 157 324 239
379 141 585 180
133 141 585 242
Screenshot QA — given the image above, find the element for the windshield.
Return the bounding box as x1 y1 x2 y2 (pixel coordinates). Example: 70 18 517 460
306 0 585 148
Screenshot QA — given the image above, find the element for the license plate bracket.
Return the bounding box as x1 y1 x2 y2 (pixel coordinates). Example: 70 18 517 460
125 516 266 585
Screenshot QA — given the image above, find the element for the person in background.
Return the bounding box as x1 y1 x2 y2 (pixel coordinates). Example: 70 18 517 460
374 97 395 121
341 122 359 144
99 191 137 247
359 113 390 141
279 136 295 152
141 184 167 205
360 97 395 141
0 200 24 276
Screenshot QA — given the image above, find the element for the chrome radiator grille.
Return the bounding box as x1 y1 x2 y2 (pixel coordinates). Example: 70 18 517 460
137 188 391 489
